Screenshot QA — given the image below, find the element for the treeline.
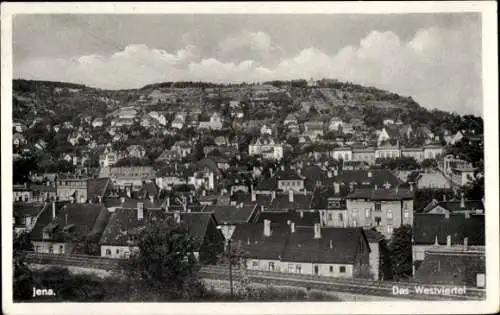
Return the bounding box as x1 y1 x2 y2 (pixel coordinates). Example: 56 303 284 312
13 79 86 93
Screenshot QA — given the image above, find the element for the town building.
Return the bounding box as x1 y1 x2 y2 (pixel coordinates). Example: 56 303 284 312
248 136 284 160
31 203 110 255
345 187 414 239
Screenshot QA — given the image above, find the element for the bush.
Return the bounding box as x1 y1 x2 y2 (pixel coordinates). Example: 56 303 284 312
353 264 374 279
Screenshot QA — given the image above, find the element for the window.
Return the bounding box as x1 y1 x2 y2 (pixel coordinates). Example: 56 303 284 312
35 246 40 253
268 262 275 271
328 213 333 221
387 209 393 219
106 249 111 256
352 209 358 218
365 208 370 218
329 266 334 272
375 217 382 226
339 266 346 273
43 232 50 240
59 245 64 254
353 220 358 227
288 264 295 273
116 249 120 255
404 210 410 219
387 225 393 234
338 213 343 222
296 265 302 274
375 202 382 212
404 202 408 210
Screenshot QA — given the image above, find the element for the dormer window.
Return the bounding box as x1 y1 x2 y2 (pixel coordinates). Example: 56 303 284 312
43 232 50 240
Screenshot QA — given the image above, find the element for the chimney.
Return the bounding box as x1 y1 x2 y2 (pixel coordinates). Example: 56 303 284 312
333 169 338 176
251 191 256 202
409 183 414 192
202 190 206 197
327 171 333 178
446 235 451 247
290 222 296 233
288 190 294 203
395 185 399 193
65 213 68 225
443 194 447 202
464 211 470 219
166 196 170 209
263 219 271 237
464 237 469 250
52 201 56 219
367 171 372 178
174 211 181 224
333 182 340 195
97 195 102 204
300 210 304 218
149 195 154 203
281 165 285 171
329 239 333 249
445 212 450 219
460 193 465 208
126 188 131 198
287 220 292 225
120 196 125 204
374 184 378 190
434 235 439 246
313 223 321 239
137 202 144 220
271 191 276 201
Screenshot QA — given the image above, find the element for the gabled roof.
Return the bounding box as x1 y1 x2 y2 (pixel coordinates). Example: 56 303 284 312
185 158 221 177
254 210 320 227
87 178 111 200
282 227 370 264
203 204 258 224
346 187 414 201
165 212 216 250
427 200 484 213
104 197 166 209
255 178 277 191
31 203 110 243
413 213 485 245
99 208 166 246
363 228 386 243
231 223 290 260
333 170 401 187
275 169 304 181
269 194 313 210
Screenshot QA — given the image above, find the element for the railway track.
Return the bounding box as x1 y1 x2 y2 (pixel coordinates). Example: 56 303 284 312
24 253 486 300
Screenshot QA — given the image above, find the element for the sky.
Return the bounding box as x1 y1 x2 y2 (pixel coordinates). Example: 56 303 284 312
13 13 482 116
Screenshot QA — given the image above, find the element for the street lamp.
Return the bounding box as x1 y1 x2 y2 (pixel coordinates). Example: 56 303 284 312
217 224 236 297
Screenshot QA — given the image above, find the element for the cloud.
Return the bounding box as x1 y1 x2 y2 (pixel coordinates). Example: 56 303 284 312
216 30 283 65
14 24 481 116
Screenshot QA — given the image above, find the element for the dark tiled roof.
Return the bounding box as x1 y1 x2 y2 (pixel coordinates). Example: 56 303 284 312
275 169 304 180
254 178 277 191
333 170 401 187
87 178 111 200
231 223 290 260
346 187 414 201
282 227 370 264
99 208 166 246
32 203 110 243
185 158 221 177
413 214 485 245
13 202 46 218
269 194 313 210
104 197 165 209
203 204 258 224
435 200 484 213
166 212 215 250
363 228 385 243
254 210 320 226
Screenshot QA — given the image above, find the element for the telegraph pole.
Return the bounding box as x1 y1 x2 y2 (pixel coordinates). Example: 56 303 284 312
227 238 233 297
218 224 236 298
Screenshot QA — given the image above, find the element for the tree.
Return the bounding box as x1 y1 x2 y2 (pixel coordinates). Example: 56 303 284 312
126 217 205 300
13 232 35 300
389 225 413 281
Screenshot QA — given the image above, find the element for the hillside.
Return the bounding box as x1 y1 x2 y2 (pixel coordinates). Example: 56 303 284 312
12 78 482 136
